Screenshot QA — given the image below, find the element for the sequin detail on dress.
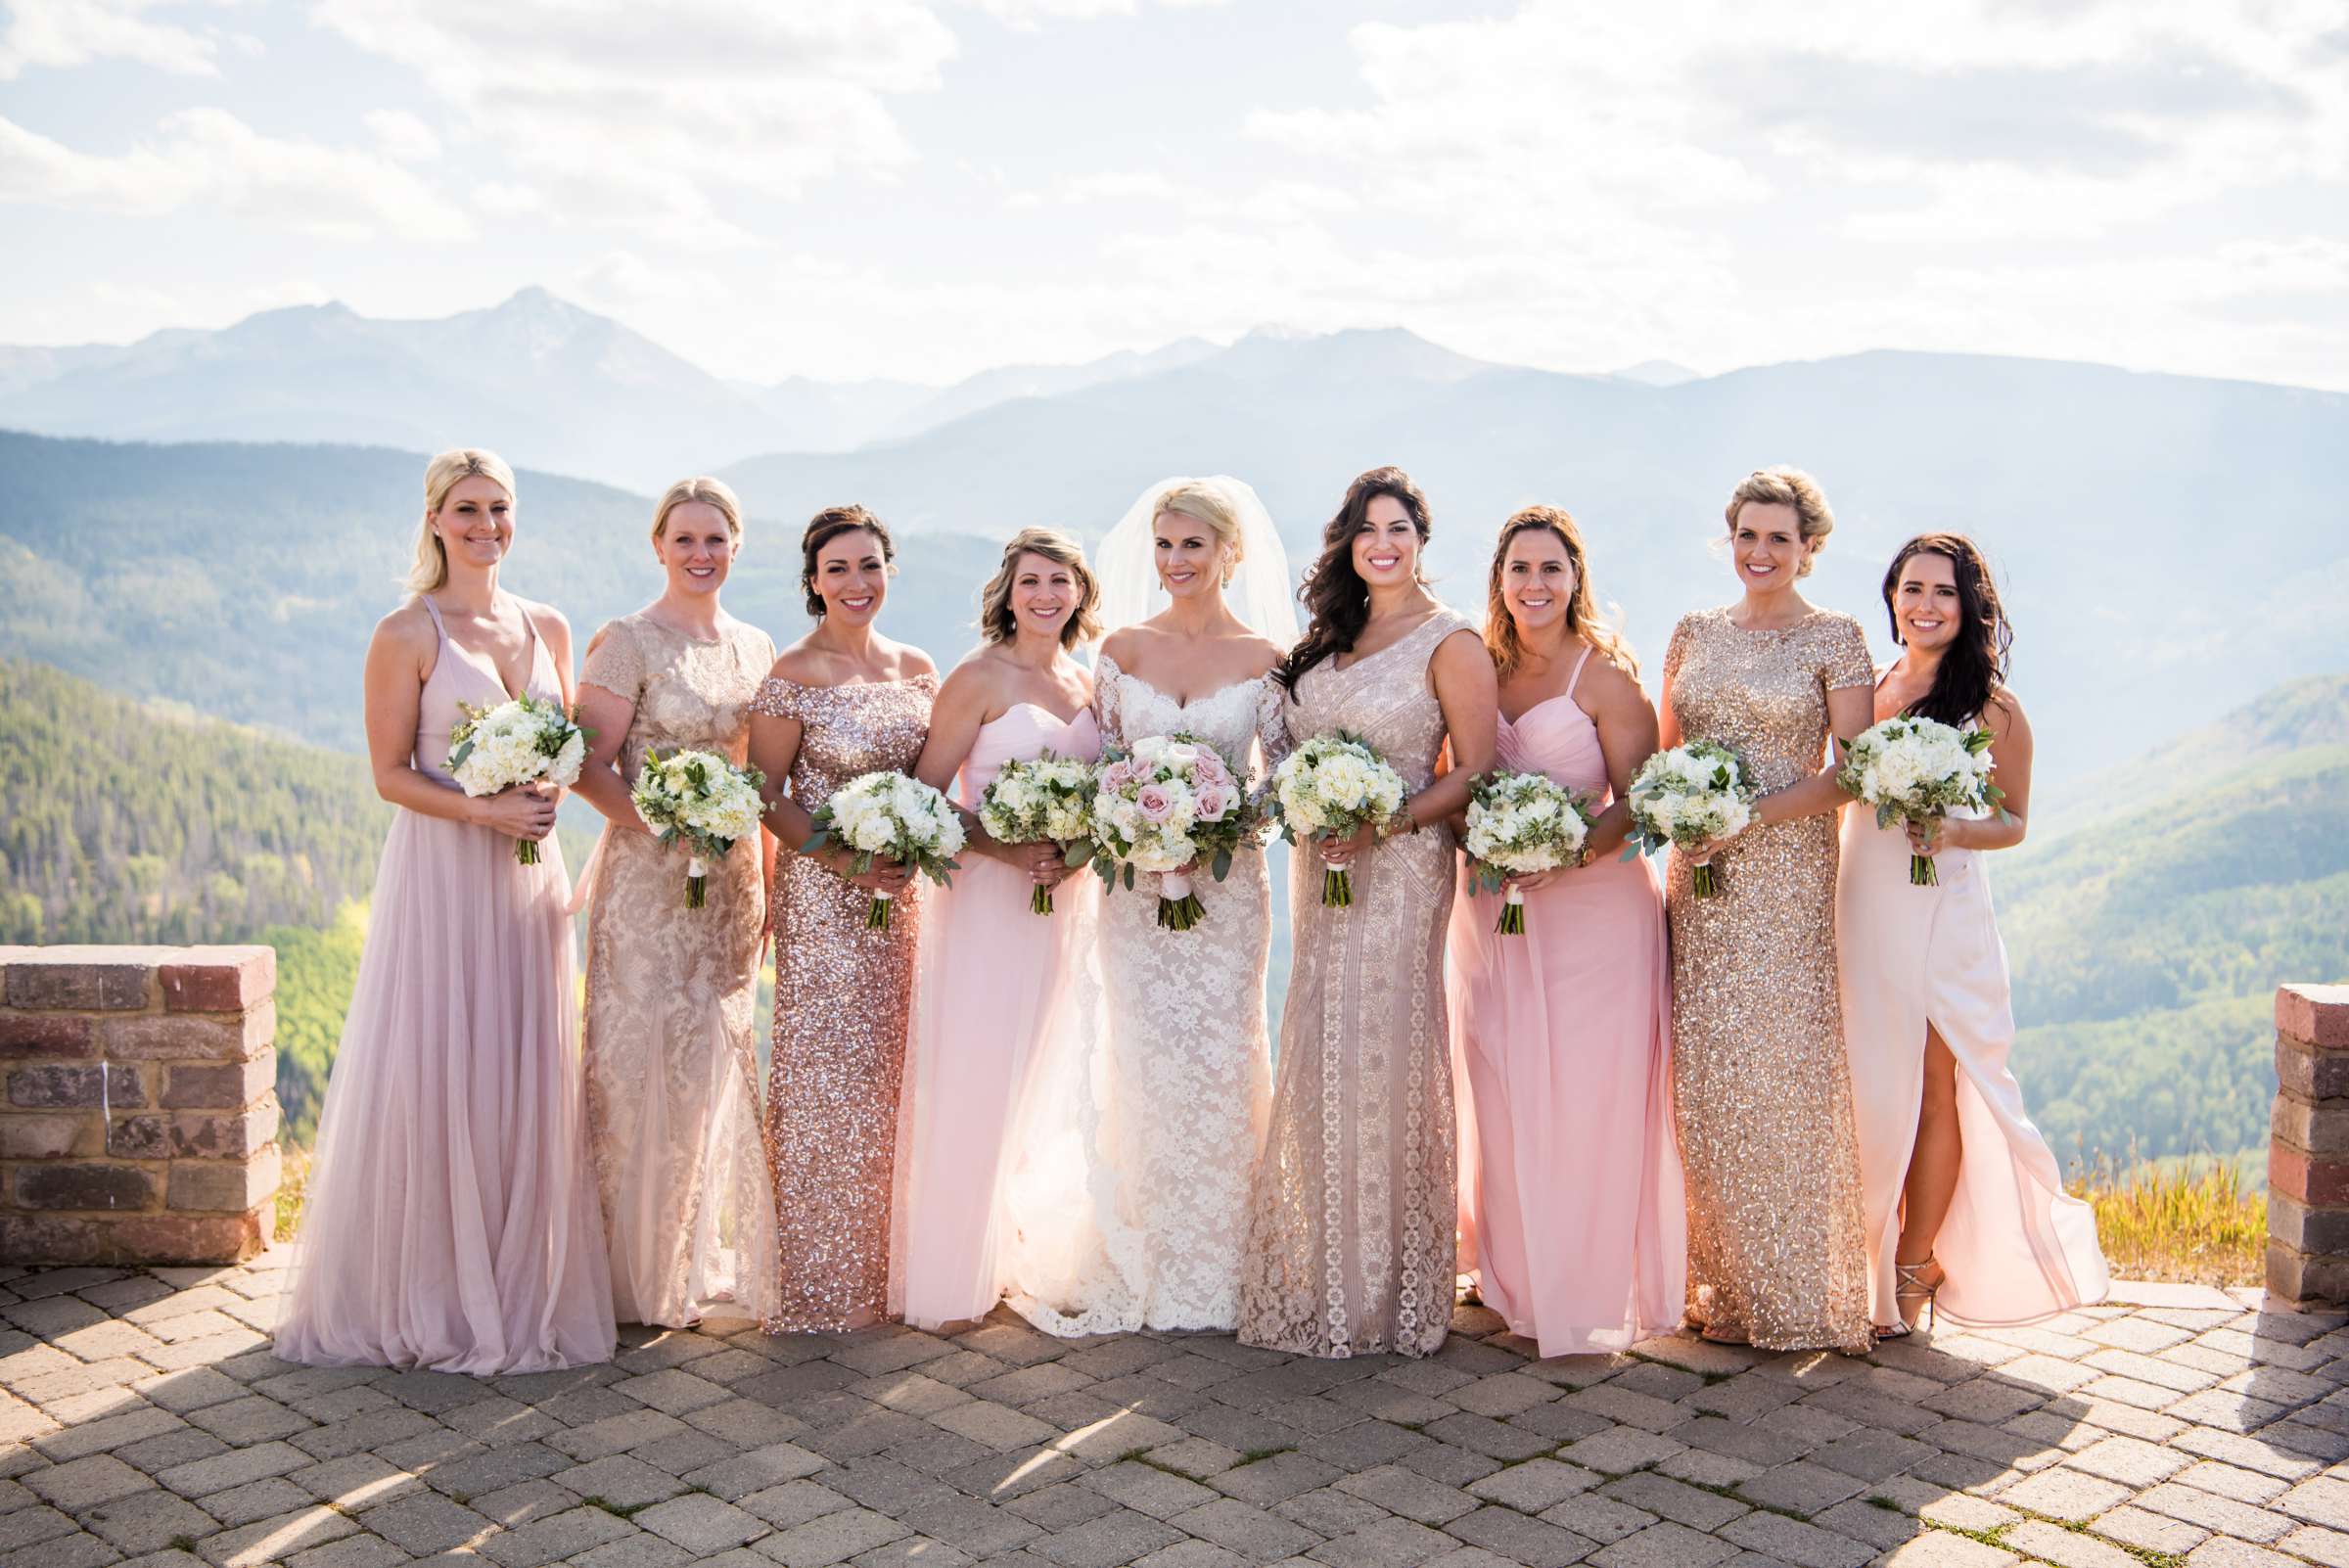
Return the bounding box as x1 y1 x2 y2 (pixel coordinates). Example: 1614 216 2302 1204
751 672 936 1332
1663 606 1875 1353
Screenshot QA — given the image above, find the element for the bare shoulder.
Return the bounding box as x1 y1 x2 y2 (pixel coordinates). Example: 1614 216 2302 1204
1986 685 2030 739
1233 632 1284 675
766 636 832 685
1099 624 1148 668
890 638 940 680
515 596 573 650
372 598 438 661
1578 654 1649 714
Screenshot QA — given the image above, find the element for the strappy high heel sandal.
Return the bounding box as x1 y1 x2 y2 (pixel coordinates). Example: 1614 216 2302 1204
1891 1257 1944 1337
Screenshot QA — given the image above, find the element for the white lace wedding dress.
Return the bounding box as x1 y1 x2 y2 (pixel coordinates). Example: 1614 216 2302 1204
1003 653 1286 1334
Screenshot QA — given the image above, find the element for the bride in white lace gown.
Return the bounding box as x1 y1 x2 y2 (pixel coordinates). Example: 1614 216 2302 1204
1005 477 1296 1335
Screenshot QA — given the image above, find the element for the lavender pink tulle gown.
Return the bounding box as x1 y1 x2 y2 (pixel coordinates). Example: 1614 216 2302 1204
898 704 1100 1329
1839 756 2109 1329
1446 649 1685 1356
277 596 615 1373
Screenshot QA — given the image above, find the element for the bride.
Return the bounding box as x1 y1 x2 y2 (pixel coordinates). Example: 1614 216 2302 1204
1004 477 1296 1334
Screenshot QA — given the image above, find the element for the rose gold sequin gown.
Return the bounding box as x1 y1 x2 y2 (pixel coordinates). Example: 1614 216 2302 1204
1239 609 1477 1360
1662 606 1876 1353
579 613 778 1329
750 673 937 1331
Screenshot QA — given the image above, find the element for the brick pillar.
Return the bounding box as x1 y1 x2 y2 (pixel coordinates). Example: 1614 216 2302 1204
2269 983 2349 1307
0 945 280 1266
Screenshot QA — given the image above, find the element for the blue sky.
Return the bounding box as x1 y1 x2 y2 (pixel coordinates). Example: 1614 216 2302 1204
3 0 2345 390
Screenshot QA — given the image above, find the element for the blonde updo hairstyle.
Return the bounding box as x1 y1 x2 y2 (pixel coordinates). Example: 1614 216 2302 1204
407 447 517 593
1155 480 1244 585
1724 465 1833 577
652 476 743 545
980 527 1103 649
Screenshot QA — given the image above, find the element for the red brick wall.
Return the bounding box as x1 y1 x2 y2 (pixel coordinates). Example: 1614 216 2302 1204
2270 983 2349 1306
0 945 280 1265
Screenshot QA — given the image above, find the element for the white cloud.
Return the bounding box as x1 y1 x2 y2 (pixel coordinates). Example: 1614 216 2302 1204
0 0 236 79
955 0 1226 26
310 0 956 221
0 108 460 238
362 109 440 162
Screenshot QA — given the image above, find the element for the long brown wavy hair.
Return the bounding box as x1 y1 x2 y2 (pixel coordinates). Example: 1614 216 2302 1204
1483 506 1639 681
1274 465 1431 692
1881 531 2013 726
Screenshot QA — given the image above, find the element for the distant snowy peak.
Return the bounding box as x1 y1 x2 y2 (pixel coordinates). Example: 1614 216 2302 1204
1609 359 1703 387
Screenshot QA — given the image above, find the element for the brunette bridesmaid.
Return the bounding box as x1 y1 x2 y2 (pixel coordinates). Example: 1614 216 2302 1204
277 448 614 1373
1446 507 1683 1356
1840 533 2108 1333
1238 466 1498 1360
748 505 937 1331
571 479 779 1329
1659 466 1875 1354
900 529 1103 1330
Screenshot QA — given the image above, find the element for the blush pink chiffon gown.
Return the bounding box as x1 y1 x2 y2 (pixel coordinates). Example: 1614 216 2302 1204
1839 759 2110 1330
897 703 1101 1329
1446 648 1685 1356
276 595 615 1373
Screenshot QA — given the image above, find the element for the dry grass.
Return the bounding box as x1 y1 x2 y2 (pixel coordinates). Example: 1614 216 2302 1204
275 1141 310 1243
2069 1155 2266 1289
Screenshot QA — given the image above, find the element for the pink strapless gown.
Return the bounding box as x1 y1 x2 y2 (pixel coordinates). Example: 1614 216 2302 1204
1445 655 1685 1356
276 596 615 1373
898 703 1101 1329
1839 803 2109 1328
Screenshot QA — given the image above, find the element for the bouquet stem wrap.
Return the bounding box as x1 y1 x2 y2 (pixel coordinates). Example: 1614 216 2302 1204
1497 884 1526 935
868 888 894 930
1157 870 1204 930
1320 864 1353 908
1690 858 1723 899
686 855 709 908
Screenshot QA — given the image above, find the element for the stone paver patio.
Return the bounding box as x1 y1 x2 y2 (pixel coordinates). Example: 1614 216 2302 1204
7 1255 2349 1568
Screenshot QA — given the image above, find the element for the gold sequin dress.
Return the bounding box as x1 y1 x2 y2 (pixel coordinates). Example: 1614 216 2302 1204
1238 608 1475 1360
750 672 937 1331
580 613 778 1330
1663 606 1875 1353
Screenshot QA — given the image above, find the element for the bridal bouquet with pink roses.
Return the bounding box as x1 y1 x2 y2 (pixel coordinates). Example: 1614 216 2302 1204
1087 732 1255 931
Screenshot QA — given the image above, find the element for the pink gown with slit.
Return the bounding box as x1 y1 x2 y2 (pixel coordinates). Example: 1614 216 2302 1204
276 595 615 1373
1838 710 2109 1329
1446 648 1685 1356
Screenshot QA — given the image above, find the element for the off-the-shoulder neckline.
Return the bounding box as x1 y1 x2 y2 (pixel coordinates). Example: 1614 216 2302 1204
761 670 937 690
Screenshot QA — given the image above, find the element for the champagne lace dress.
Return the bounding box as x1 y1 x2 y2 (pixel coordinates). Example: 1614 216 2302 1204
1238 609 1477 1359
1003 657 1285 1336
1663 606 1876 1353
579 613 778 1328
750 673 936 1331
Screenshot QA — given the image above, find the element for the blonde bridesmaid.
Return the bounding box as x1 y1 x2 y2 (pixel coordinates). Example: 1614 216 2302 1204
1238 466 1498 1360
900 529 1102 1331
748 505 937 1332
277 449 613 1373
572 479 778 1329
1446 507 1683 1356
1660 466 1875 1354
1840 533 2108 1333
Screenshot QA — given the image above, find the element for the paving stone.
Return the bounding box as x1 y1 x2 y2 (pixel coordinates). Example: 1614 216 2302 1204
472 1506 634 1568
2134 1479 2293 1542
1081 1461 1216 1521
2277 1523 2349 1567
1441 1505 1594 1567
81 1488 221 1556
686 1444 831 1501
1555 1429 1681 1477
198 1479 315 1530
2088 1502 2207 1556
1534 1494 1655 1546
1595 1471 1746 1532
1210 1453 1340 1507
1171 1498 1323 1561
896 1496 1039 1557
753 1505 907 1565
553 1455 684 1510
1731 1460 1866 1519
1874 1533 2017 1565
2280 1473 2349 1529
361 1492 493 1555
1335 1464 1477 1525
196 1504 361 1567
463 1477 574 1529
159 1446 309 1500
2063 1434 2193 1488
1128 1543 1247 1568
1585 1519 1738 1566
1303 1514 1457 1567
1466 1458 1600 1513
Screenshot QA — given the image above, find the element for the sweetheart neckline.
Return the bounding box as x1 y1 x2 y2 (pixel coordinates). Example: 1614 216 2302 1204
1114 668 1272 712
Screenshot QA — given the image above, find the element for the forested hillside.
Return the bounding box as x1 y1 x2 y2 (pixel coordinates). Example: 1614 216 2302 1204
1999 676 2349 1165
0 659 389 943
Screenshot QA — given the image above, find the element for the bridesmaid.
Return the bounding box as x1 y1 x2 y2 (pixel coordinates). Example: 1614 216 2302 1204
1841 533 2108 1333
1659 465 1875 1354
1445 507 1684 1356
571 478 779 1329
900 528 1103 1331
748 504 938 1332
1238 465 1498 1360
277 448 614 1373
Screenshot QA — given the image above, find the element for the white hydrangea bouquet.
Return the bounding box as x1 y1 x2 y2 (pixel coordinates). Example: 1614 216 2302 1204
1463 770 1595 935
1624 740 1755 899
1837 715 2003 887
978 752 1098 915
1269 731 1407 909
803 770 965 930
447 695 589 864
629 749 767 907
1090 733 1251 931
